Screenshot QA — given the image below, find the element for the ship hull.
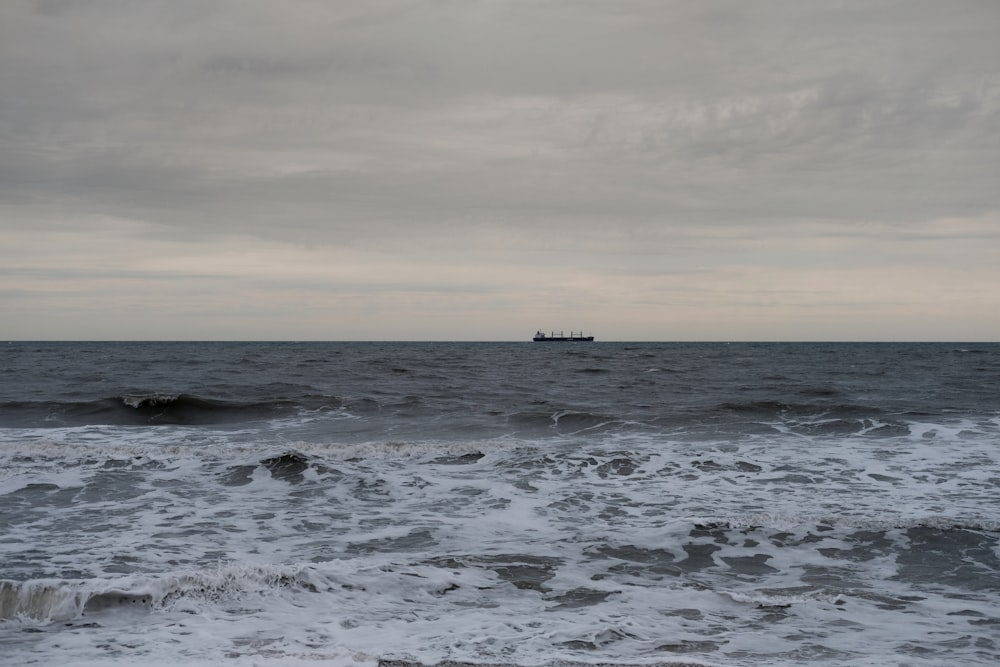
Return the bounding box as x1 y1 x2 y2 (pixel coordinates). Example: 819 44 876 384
532 336 594 342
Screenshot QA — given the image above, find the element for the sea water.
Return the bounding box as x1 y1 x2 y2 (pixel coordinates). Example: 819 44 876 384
1 341 998 666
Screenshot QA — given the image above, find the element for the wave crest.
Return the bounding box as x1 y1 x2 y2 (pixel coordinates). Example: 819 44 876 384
0 564 316 623
0 393 345 427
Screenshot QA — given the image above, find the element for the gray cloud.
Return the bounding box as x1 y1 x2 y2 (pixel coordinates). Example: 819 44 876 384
2 0 999 339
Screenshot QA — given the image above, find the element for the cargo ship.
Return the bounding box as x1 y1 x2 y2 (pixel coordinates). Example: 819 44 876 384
532 330 594 342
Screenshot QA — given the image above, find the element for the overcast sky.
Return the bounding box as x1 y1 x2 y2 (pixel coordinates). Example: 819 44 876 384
2 0 998 341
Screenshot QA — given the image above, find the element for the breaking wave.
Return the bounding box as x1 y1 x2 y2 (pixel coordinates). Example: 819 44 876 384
0 393 344 427
0 564 317 623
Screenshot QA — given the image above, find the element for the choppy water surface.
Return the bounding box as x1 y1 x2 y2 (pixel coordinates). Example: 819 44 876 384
2 342 999 666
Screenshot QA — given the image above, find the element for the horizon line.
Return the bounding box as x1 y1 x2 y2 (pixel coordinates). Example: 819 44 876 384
5 339 998 345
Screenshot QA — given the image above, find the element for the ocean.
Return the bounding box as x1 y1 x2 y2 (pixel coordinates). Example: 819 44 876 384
1 341 998 667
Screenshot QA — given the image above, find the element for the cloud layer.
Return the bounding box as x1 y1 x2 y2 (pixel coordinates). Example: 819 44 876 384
2 0 999 340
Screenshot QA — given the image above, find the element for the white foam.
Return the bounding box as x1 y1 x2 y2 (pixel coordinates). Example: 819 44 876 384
2 422 1000 666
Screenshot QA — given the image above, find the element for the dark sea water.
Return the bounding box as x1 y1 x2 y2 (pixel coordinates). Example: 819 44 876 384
1 341 999 667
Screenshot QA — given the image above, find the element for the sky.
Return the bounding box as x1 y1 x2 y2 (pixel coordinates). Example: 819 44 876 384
2 0 999 341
